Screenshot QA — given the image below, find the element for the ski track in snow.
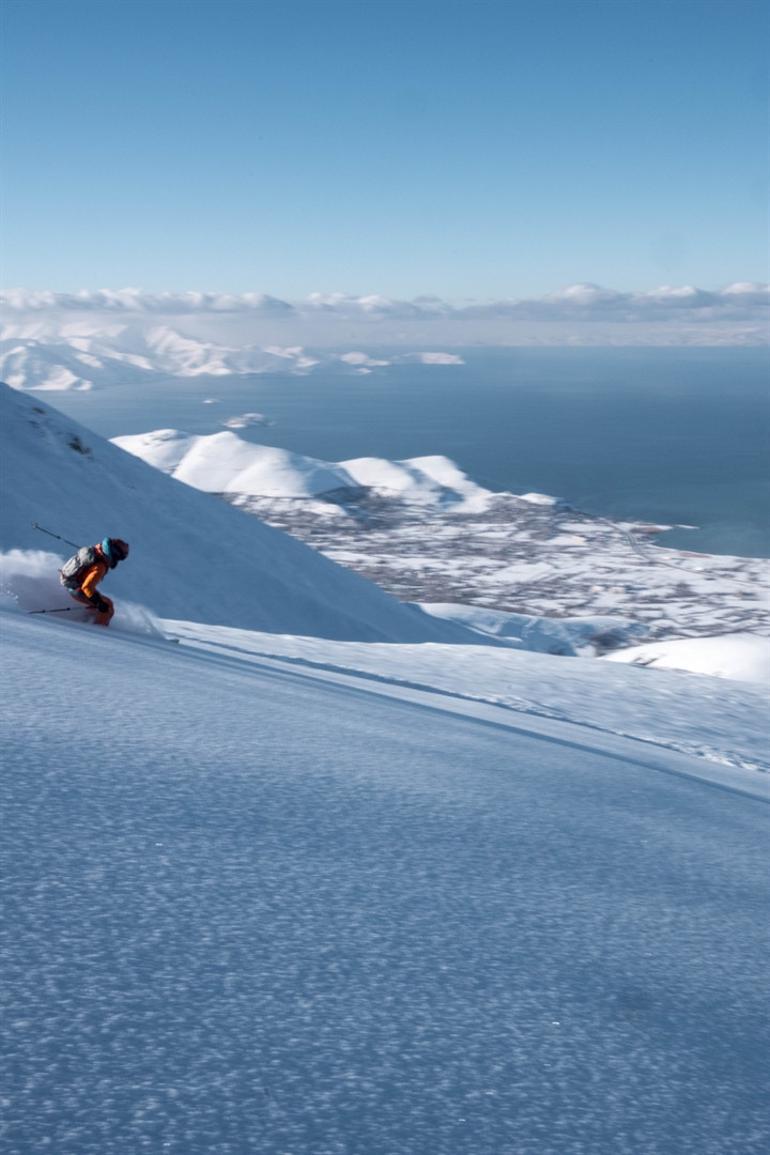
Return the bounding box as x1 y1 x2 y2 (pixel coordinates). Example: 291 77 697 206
2 613 769 1155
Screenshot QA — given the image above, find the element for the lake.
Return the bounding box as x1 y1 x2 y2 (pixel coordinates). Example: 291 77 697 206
48 347 770 558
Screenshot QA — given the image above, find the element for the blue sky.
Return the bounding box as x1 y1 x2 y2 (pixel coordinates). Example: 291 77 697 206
1 0 767 298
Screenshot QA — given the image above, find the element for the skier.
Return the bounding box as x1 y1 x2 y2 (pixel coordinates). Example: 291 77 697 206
59 537 130 626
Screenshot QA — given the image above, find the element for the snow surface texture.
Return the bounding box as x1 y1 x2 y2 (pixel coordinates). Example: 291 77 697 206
114 425 770 653
2 610 768 1155
164 619 770 773
0 383 478 644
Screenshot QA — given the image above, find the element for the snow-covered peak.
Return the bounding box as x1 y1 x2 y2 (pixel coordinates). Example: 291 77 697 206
176 435 356 499
342 454 490 510
111 428 198 473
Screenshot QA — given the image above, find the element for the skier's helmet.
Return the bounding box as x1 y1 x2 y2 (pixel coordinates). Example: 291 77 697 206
102 537 130 567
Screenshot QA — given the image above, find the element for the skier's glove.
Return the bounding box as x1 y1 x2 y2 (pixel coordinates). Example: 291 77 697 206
93 597 110 613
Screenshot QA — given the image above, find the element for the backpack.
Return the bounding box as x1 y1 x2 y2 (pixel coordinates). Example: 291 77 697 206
59 545 99 590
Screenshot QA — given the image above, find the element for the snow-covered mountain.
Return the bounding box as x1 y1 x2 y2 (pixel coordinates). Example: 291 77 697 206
0 383 478 642
112 428 493 509
0 324 322 389
0 320 465 390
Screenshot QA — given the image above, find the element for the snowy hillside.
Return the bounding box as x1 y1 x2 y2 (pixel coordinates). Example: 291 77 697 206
0 383 477 642
164 618 770 772
605 632 770 682
113 427 492 509
2 609 768 1155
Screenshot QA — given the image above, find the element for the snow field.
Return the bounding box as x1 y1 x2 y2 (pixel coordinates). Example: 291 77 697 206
2 612 769 1155
163 620 770 777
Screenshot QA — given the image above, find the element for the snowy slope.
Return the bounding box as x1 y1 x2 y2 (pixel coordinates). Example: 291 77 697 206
162 619 770 772
605 633 770 683
2 610 768 1155
0 383 478 642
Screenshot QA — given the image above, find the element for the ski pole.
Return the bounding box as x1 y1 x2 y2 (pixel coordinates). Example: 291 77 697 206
27 607 75 615
31 522 80 548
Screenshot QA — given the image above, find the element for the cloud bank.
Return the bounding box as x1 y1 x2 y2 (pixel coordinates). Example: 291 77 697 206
1 284 767 347
1 283 767 323
0 289 296 315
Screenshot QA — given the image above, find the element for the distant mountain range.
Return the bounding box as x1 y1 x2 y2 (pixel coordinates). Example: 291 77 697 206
0 321 463 390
